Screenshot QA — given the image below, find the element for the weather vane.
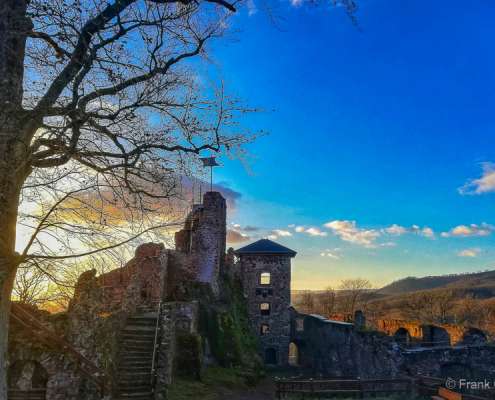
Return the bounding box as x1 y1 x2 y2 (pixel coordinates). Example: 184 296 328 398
200 155 220 192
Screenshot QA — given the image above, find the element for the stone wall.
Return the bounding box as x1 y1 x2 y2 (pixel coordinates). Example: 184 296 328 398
240 254 291 366
289 308 404 378
98 243 168 311
8 308 104 400
288 308 495 381
154 301 199 400
376 318 487 346
174 192 226 295
402 346 495 381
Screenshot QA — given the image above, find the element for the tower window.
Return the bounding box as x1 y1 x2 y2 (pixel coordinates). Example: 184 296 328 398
260 324 270 335
260 302 271 316
296 318 305 332
260 272 271 285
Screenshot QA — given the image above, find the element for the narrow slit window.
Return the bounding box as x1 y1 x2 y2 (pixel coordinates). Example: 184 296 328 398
296 318 305 332
260 324 270 335
260 272 271 285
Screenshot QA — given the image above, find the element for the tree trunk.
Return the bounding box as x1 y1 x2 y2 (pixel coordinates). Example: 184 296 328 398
0 1 30 398
0 135 27 398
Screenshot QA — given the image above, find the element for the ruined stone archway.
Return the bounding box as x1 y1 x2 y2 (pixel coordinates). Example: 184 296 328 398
394 327 411 346
461 328 487 346
288 342 299 366
265 348 278 365
423 325 451 346
8 360 48 391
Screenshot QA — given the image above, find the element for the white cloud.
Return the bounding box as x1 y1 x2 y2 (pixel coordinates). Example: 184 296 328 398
320 248 341 259
272 229 292 237
420 227 435 238
305 227 328 237
410 225 435 238
457 248 481 258
293 225 327 237
266 229 293 241
290 0 303 6
441 223 494 238
459 162 495 195
379 241 397 248
324 220 381 248
383 224 435 238
226 229 251 244
384 224 408 236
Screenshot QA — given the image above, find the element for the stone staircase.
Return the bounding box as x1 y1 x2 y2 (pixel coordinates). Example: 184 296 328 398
116 309 159 400
8 389 46 400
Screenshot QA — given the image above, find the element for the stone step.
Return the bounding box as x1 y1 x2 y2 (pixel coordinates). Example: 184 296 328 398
121 337 155 344
121 343 155 352
122 322 156 334
134 310 158 318
117 394 153 400
122 329 156 336
117 377 152 386
127 315 157 326
119 365 151 373
120 340 154 348
118 383 152 391
120 357 153 364
121 329 155 340
8 390 46 400
120 359 153 367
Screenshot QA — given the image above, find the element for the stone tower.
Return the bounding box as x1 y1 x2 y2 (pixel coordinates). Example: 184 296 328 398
235 239 297 366
174 191 227 294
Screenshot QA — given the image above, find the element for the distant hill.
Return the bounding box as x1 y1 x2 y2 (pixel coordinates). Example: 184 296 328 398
378 269 495 295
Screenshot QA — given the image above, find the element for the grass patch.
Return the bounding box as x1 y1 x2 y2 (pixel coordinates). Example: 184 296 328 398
167 367 248 400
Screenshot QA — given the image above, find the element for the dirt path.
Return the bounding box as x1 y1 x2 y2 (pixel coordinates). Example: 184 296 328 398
218 378 276 400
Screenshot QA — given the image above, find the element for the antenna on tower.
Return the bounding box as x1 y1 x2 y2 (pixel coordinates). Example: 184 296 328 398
200 155 220 192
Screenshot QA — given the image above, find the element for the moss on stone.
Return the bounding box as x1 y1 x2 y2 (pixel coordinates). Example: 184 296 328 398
198 276 263 383
176 333 203 379
168 367 247 400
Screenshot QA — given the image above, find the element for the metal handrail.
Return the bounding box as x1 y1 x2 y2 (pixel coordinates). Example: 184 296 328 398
150 300 162 388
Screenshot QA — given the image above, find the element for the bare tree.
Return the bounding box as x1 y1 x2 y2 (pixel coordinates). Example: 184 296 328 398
298 290 316 314
12 266 57 307
0 0 262 393
434 289 456 324
318 286 336 317
339 278 372 314
0 0 360 393
400 292 426 321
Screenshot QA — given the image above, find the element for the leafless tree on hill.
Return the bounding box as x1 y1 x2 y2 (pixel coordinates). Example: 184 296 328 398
339 278 372 314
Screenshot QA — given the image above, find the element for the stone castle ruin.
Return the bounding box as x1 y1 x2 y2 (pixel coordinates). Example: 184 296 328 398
7 191 495 400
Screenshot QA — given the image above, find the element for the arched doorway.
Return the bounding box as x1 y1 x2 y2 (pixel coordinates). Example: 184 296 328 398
431 326 451 346
288 342 299 366
8 360 48 392
461 328 487 346
265 348 278 365
394 327 411 346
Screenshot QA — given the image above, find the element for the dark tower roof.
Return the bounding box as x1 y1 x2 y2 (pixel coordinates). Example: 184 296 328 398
235 239 297 257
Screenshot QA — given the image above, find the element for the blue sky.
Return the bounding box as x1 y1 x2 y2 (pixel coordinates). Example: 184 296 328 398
207 0 495 289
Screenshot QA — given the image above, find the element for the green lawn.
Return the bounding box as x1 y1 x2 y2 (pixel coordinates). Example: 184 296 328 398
167 367 249 400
